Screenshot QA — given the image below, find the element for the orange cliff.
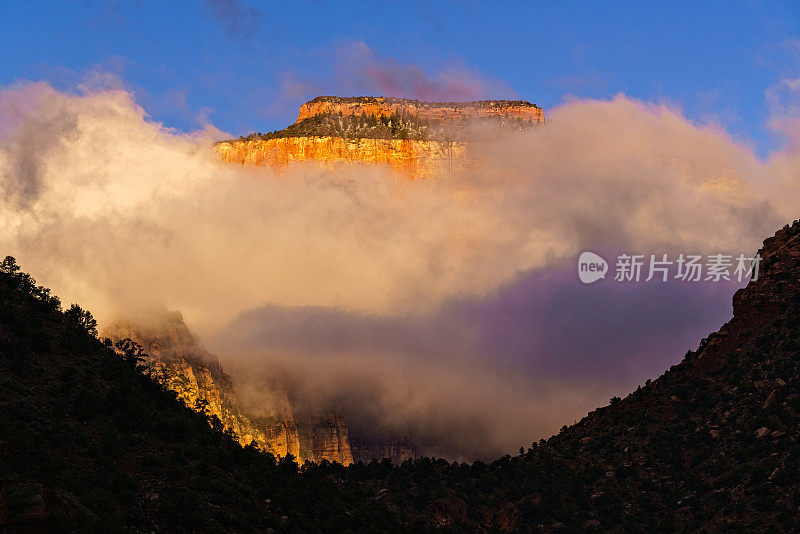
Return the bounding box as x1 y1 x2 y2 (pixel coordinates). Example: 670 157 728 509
296 96 544 123
104 314 354 466
214 96 543 178
215 136 470 179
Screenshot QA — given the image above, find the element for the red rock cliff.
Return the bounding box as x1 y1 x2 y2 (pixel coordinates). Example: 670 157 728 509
215 136 470 179
215 95 543 178
296 96 544 123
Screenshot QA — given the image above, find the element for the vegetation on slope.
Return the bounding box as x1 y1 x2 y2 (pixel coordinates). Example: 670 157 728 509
231 111 540 143
0 257 395 532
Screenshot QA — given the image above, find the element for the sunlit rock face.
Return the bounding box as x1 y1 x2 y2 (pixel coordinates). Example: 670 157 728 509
103 313 363 464
295 96 544 123
300 412 354 466
215 136 469 179
214 96 543 178
148 357 302 460
103 312 305 461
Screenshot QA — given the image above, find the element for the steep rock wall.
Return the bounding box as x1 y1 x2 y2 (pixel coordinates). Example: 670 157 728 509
149 358 302 460
214 136 469 179
300 413 353 466
297 96 544 123
350 432 416 464
214 95 544 178
105 314 360 465
104 315 307 461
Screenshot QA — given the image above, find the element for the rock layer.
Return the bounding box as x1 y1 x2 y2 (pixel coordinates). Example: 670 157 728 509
300 413 354 466
149 357 302 459
296 96 544 123
215 136 469 179
215 95 543 178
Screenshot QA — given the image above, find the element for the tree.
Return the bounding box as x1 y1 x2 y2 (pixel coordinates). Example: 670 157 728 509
114 338 144 366
1 256 20 276
65 304 98 336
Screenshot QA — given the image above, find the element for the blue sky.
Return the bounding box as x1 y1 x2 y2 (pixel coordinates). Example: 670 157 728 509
1 1 798 154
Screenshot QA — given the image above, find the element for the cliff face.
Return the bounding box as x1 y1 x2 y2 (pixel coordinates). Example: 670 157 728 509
0 261 297 531
104 313 303 460
147 357 301 459
103 311 358 465
296 96 544 123
145 354 355 465
350 432 416 464
215 136 468 179
300 413 354 466
215 95 542 178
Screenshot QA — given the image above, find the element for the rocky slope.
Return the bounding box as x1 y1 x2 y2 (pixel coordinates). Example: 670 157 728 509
104 313 355 465
215 95 543 178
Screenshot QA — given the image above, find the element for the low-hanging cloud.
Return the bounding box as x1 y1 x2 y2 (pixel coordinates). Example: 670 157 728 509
215 269 744 458
0 80 795 458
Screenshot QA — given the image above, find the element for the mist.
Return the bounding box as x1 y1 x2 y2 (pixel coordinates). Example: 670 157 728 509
0 80 795 458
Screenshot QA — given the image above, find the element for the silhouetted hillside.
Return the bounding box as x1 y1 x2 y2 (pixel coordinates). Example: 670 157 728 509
0 257 394 532
337 220 800 531
4 219 800 531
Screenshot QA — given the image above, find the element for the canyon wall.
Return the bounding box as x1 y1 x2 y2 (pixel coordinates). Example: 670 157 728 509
104 315 303 459
296 96 544 123
350 432 416 464
148 357 302 459
215 95 543 178
103 313 354 465
299 413 353 466
214 136 469 179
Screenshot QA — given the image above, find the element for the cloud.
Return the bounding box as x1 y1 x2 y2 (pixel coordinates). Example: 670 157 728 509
0 81 794 458
204 0 261 39
766 75 800 147
268 41 516 121
214 267 742 458
334 41 515 101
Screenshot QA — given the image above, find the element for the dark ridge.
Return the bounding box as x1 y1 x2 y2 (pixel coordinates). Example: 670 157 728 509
337 219 800 530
